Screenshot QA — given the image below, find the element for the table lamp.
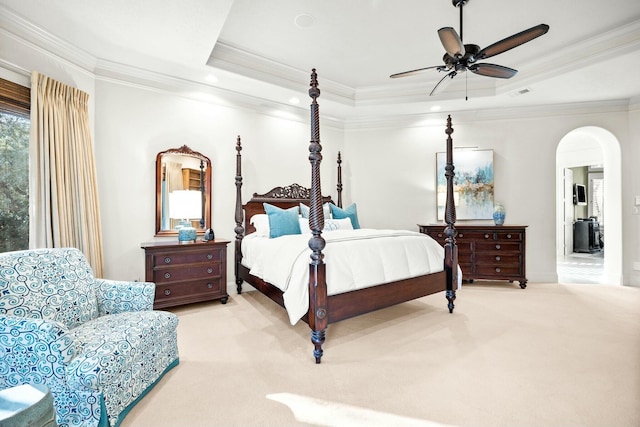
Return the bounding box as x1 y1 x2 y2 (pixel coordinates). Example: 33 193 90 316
169 190 202 243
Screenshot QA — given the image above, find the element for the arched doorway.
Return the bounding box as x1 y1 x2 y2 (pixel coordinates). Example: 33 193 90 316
555 127 622 285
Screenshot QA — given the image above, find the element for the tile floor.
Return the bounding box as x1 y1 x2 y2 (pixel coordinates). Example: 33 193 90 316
557 251 605 284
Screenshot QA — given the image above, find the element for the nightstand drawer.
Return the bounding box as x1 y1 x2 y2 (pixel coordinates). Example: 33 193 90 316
154 279 224 305
153 263 221 283
150 249 223 267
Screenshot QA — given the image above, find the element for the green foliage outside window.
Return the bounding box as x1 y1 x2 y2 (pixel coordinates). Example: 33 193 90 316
0 112 30 252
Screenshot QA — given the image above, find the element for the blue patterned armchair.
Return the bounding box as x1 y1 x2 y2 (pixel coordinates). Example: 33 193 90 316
0 248 179 427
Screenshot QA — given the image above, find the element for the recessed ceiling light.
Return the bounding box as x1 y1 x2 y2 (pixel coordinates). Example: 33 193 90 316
206 74 218 83
430 105 441 111
294 13 315 29
289 97 300 105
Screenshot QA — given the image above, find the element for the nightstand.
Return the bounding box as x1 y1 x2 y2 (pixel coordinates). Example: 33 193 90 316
141 239 230 308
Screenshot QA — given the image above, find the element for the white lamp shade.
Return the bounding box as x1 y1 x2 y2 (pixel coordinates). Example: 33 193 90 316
169 190 202 220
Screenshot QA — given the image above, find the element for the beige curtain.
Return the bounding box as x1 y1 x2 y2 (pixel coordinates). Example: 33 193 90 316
29 71 104 277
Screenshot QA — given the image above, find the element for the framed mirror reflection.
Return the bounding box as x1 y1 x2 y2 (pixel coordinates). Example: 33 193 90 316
155 145 211 236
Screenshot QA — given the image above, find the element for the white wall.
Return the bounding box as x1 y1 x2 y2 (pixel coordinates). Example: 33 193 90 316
93 79 344 281
625 107 640 286
343 110 637 285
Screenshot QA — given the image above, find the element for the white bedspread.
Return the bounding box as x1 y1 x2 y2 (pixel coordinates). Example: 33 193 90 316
241 229 455 325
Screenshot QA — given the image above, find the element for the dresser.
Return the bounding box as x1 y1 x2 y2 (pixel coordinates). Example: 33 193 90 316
419 224 528 288
141 240 230 309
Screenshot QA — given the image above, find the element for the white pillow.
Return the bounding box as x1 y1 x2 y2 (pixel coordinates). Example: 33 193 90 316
250 214 270 237
299 217 353 234
299 202 332 219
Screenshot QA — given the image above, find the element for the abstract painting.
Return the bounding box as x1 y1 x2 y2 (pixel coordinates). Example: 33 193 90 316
437 149 494 220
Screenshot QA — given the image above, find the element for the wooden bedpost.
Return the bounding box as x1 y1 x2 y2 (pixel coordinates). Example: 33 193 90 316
444 115 458 313
337 152 343 208
308 69 328 363
234 135 245 294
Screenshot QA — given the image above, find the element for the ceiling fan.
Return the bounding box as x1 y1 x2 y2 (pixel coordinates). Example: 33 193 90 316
390 0 549 97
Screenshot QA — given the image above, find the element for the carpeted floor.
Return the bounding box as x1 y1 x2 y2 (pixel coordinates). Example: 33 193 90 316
121 282 640 427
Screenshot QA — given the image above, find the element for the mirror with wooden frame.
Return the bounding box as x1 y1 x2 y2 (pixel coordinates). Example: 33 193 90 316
155 145 211 236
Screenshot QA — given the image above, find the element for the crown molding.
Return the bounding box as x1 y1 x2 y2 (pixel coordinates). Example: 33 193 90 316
342 99 633 130
0 5 97 72
207 41 356 106
94 59 346 130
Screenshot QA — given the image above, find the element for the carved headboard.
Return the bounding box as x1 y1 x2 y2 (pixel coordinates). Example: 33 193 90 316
243 183 333 235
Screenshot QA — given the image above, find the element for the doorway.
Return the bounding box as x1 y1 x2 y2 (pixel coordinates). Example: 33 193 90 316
555 127 622 285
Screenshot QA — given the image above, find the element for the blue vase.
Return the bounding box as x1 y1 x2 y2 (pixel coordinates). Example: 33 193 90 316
493 203 505 225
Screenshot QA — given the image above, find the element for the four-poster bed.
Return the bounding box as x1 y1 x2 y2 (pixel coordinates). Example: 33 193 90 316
234 69 459 363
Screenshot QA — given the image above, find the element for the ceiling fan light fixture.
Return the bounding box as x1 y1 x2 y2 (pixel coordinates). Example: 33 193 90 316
390 0 548 98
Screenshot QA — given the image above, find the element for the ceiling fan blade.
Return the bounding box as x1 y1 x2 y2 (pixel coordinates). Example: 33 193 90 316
438 27 465 58
430 71 457 96
390 65 445 78
476 24 550 61
469 63 518 79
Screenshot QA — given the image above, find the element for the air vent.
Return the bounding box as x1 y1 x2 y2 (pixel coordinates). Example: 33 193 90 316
510 87 532 97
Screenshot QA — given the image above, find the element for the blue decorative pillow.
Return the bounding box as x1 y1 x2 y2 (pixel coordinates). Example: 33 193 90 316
263 203 301 238
329 203 360 229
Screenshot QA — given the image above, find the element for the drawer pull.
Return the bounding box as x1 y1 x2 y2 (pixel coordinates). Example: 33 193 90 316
484 234 490 239
507 234 512 239
164 257 171 264
458 233 464 238
495 244 501 250
495 267 501 273
164 289 171 296
207 268 213 274
207 283 213 289
164 272 171 279
437 233 443 238
207 254 213 260
496 256 501 261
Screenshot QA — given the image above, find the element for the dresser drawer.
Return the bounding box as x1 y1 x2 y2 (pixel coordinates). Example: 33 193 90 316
153 263 221 283
150 249 223 267
154 278 223 303
495 231 522 241
475 253 521 265
475 264 522 276
457 251 472 264
475 241 522 252
456 231 492 241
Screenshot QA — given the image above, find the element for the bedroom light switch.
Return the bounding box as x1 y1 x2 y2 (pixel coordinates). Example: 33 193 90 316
635 195 640 206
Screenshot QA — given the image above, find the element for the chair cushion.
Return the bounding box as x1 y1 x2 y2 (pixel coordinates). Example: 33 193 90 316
65 310 178 390
0 248 99 329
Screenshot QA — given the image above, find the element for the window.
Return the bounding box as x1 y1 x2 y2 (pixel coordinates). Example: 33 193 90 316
0 77 30 252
